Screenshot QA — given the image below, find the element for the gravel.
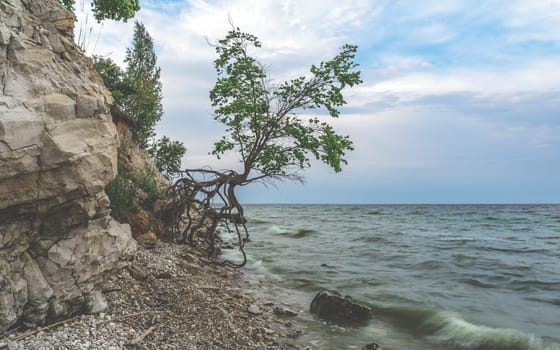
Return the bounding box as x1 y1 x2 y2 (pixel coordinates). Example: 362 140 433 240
2 243 305 350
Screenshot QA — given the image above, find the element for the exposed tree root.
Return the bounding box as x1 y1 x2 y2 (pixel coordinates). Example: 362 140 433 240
160 168 249 268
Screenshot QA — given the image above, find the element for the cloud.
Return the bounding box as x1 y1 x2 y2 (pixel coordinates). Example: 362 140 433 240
348 56 560 130
74 0 560 202
506 0 560 30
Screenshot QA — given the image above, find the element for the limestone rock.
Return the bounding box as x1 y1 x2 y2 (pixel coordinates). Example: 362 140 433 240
87 290 108 314
310 290 371 324
0 0 135 332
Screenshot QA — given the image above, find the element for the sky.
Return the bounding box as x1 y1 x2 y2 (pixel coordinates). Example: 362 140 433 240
75 0 560 204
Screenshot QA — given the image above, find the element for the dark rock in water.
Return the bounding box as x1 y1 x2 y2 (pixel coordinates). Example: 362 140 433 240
310 290 371 324
287 329 304 339
363 343 381 350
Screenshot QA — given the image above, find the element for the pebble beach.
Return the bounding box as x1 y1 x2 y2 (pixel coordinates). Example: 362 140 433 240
1 243 304 350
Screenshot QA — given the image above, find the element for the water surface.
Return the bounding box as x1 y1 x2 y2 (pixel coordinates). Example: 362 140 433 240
224 205 560 350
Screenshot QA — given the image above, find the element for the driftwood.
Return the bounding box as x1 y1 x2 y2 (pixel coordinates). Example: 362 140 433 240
0 326 21 342
98 311 169 325
127 326 156 346
6 316 78 342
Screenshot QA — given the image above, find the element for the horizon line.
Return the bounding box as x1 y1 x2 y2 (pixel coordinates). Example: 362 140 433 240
241 202 560 206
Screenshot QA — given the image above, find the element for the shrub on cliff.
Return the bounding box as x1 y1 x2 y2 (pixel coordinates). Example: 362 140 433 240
92 21 185 236
93 22 185 175
148 136 186 177
92 56 129 107
105 150 162 223
59 0 140 21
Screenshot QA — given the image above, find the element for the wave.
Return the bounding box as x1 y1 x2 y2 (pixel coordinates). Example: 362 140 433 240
250 218 272 224
411 259 451 270
508 279 560 292
525 296 560 307
269 226 319 238
456 275 560 292
483 246 550 254
452 253 477 263
372 305 560 350
426 313 560 350
293 229 319 238
267 225 290 235
458 277 499 289
354 235 388 243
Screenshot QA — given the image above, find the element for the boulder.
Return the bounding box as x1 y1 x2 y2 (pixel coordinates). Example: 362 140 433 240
0 0 135 332
309 290 371 324
135 231 158 249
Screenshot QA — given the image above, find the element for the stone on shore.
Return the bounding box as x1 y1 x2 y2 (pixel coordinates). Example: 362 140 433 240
310 290 371 324
273 306 298 317
135 231 158 249
248 304 261 315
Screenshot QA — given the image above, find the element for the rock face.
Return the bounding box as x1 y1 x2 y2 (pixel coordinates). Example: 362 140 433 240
0 0 136 332
310 290 371 324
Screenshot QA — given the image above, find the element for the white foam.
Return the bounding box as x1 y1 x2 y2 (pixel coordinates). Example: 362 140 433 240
428 311 559 350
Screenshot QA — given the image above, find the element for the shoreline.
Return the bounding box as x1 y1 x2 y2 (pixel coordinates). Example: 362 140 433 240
1 243 306 349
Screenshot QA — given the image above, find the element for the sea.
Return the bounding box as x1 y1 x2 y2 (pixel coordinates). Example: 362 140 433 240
222 204 560 350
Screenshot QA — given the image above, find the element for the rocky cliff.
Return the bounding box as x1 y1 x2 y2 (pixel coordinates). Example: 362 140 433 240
0 0 136 332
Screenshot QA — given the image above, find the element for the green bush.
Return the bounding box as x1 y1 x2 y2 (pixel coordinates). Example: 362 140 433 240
136 169 162 211
148 136 186 177
105 153 163 221
105 154 138 220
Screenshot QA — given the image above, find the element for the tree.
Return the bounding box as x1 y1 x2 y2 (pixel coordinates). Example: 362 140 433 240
164 27 361 267
92 56 130 106
148 136 187 177
58 0 140 21
59 0 75 12
210 29 361 181
93 24 184 171
85 12 184 234
92 21 163 148
91 0 140 21
121 21 163 148
94 58 185 175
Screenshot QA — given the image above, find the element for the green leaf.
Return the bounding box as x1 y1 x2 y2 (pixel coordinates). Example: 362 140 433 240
209 27 362 182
